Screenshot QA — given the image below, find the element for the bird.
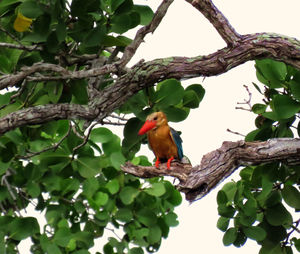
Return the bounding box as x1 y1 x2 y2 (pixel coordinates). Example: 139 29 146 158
138 111 183 169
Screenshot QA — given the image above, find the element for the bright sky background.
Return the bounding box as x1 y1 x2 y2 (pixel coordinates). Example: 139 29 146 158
126 0 300 253
20 0 300 253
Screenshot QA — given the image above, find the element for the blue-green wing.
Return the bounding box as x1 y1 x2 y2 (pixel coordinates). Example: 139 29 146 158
170 128 183 160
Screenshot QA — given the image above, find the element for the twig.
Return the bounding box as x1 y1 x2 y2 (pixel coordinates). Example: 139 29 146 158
237 85 252 108
119 0 174 67
18 122 72 159
0 25 22 45
226 128 245 137
0 42 42 52
109 113 129 121
72 122 98 158
105 227 122 241
102 120 126 126
284 218 300 246
0 79 28 110
1 173 17 200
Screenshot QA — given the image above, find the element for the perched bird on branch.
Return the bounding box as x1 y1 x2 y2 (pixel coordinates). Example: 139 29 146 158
138 111 183 169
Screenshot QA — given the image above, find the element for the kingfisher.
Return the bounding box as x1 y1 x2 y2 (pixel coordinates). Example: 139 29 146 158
138 112 183 169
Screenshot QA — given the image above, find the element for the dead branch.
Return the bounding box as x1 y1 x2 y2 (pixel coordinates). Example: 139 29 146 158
121 138 300 201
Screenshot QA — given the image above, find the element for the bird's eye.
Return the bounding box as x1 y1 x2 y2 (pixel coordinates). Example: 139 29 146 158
153 117 158 121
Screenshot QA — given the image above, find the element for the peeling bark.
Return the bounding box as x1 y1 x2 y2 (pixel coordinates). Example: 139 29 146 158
121 138 300 201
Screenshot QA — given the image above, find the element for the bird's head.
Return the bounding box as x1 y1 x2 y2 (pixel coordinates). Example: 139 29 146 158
138 112 168 135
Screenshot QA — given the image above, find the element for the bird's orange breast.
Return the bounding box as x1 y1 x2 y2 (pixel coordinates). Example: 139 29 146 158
147 125 178 160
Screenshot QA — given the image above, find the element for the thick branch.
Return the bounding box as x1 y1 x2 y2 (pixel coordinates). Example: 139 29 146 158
1 32 300 134
121 138 300 201
187 0 241 45
0 104 97 135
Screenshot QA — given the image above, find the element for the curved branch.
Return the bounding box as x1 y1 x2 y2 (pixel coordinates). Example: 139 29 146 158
121 138 300 201
186 0 241 45
1 32 300 135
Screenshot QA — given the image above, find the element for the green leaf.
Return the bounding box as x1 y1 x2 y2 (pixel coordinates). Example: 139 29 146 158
56 22 67 42
119 186 139 205
223 227 238 246
123 117 143 142
255 59 287 88
71 80 88 104
84 26 106 47
136 208 157 227
265 203 293 226
128 247 144 254
147 225 161 244
94 191 109 206
111 0 126 12
110 151 126 170
221 182 237 201
252 103 267 114
106 178 120 194
10 217 40 240
27 182 40 198
82 177 99 198
133 5 154 25
185 84 205 102
19 0 43 18
90 127 114 143
53 228 72 247
0 0 21 9
218 205 236 218
243 226 266 241
110 12 140 34
163 106 189 122
154 79 184 107
281 185 300 209
289 80 300 101
73 157 101 178
217 190 228 205
61 178 80 196
217 217 230 232
273 94 300 119
164 212 179 227
102 35 132 47
47 243 62 254
144 182 166 197
115 208 133 223
183 90 200 108
46 32 60 53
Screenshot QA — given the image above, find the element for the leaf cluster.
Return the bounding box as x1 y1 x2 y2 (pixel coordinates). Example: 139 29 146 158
0 0 190 253
217 59 300 254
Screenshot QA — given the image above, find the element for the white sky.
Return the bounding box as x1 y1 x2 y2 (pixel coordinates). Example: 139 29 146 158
127 0 300 253
20 0 300 253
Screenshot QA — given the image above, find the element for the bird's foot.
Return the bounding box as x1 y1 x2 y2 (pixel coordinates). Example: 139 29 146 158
155 157 160 168
167 156 174 170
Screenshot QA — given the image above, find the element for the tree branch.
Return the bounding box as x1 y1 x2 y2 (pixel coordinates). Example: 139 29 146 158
1 32 300 135
0 42 42 52
186 0 241 45
119 0 174 67
121 138 300 201
0 104 97 135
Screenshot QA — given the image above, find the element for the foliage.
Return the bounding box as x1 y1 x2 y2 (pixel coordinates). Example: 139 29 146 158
0 0 298 253
217 59 300 254
0 0 205 253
